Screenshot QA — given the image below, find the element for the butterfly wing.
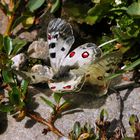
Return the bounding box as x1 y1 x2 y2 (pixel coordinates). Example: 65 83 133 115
48 43 102 92
61 43 102 70
83 51 122 95
47 18 74 72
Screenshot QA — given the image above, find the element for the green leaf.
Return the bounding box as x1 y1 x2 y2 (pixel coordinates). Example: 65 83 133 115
129 114 139 126
106 70 124 80
21 80 29 96
27 0 45 12
4 36 13 55
50 0 61 13
11 16 29 30
12 38 27 55
22 16 35 29
53 93 64 104
87 3 111 23
10 86 21 105
127 2 140 17
59 101 70 111
2 70 14 83
124 58 140 71
73 121 81 139
107 58 140 80
40 96 55 109
0 104 14 112
100 109 108 121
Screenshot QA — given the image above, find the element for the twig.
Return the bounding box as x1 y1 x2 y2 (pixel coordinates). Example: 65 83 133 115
113 82 140 91
27 112 64 137
4 15 14 36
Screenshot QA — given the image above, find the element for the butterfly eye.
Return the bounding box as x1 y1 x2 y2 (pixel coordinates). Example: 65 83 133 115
50 86 56 89
69 52 75 58
82 51 89 58
63 85 71 89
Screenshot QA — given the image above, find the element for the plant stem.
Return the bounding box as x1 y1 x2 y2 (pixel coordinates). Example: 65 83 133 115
98 38 118 48
27 112 64 137
4 15 14 36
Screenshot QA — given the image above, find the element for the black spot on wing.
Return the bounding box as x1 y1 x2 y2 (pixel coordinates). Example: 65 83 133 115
49 43 55 49
50 53 56 58
53 34 59 39
32 75 35 79
61 47 65 51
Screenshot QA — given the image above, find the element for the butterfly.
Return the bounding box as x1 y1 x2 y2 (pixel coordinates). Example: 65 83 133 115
24 18 122 95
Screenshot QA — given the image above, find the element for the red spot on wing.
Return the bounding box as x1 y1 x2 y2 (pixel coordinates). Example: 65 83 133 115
48 34 51 40
82 51 89 58
50 86 56 89
69 52 75 58
63 85 71 89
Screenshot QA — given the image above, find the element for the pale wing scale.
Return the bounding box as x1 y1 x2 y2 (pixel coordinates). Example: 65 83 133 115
47 18 74 72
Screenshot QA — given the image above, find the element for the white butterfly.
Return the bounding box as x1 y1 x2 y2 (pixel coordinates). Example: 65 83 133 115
24 18 122 94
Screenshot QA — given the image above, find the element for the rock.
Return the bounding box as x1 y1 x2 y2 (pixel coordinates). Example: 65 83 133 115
19 30 38 42
27 39 49 60
11 53 27 70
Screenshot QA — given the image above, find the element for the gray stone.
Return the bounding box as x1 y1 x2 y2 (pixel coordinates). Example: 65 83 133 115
11 53 27 70
27 39 49 60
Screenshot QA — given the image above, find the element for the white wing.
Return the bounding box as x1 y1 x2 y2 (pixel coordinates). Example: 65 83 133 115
61 43 102 71
47 18 74 72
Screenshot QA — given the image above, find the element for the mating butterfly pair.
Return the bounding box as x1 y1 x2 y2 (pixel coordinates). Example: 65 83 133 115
26 18 121 94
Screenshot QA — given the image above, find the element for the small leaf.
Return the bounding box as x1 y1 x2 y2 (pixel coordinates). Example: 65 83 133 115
59 101 70 111
11 16 28 30
10 86 21 105
22 16 35 29
27 0 45 12
129 114 139 133
21 80 29 96
100 109 108 121
73 121 81 139
0 104 14 112
40 96 55 109
50 0 61 13
12 38 27 55
124 58 140 71
127 2 140 17
4 36 13 55
53 93 64 104
2 70 14 83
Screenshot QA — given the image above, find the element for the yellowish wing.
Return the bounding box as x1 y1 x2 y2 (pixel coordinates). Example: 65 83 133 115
80 51 122 95
85 51 122 95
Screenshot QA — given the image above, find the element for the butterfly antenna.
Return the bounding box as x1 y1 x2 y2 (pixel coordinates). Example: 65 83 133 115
98 38 118 48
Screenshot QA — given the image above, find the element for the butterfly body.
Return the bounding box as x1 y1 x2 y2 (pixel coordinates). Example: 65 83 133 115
24 18 122 95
